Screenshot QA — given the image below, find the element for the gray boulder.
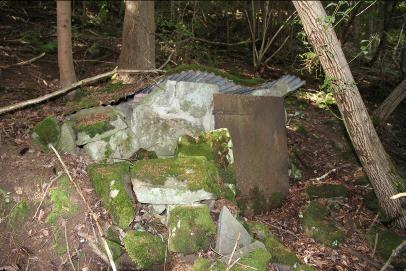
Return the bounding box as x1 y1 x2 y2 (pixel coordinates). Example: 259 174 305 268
57 122 76 153
129 80 218 157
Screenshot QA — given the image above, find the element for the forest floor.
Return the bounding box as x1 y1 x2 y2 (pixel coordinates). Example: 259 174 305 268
1 8 406 271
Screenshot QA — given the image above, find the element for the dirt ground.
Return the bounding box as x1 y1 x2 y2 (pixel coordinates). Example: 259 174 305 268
1 6 406 271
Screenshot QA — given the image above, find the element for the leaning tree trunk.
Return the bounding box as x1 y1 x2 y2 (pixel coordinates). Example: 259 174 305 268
57 0 77 87
118 0 155 82
293 1 406 229
374 78 406 124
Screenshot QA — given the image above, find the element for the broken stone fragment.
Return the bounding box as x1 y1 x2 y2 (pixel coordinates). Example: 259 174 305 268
306 183 348 199
301 201 345 247
123 230 165 269
57 122 76 153
215 206 252 256
131 156 222 197
87 162 135 229
32 116 60 151
130 80 219 157
168 205 216 254
69 106 127 146
132 178 215 205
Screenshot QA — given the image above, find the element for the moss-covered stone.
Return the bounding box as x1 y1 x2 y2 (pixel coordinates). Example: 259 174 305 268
306 184 348 199
106 227 123 262
293 264 318 271
32 116 60 151
232 248 271 271
123 230 165 269
131 156 222 197
46 175 77 226
131 148 158 160
176 129 234 168
302 201 345 247
366 227 405 269
245 222 299 267
192 258 226 271
363 191 379 213
87 162 134 229
168 205 216 254
7 200 29 229
70 106 127 145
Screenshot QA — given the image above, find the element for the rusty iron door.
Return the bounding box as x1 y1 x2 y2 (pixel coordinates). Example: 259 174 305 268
213 94 289 213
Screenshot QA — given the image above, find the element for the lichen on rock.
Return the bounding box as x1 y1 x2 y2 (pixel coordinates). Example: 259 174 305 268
168 205 216 254
123 230 165 269
87 162 134 229
302 201 345 247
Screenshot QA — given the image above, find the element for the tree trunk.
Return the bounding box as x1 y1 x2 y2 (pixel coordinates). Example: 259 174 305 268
374 78 406 123
292 1 406 229
118 0 155 82
57 0 77 87
368 0 397 66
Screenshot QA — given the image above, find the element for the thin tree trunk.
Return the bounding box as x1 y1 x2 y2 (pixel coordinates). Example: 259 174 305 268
57 0 77 87
339 2 361 45
293 1 406 229
368 1 397 66
374 78 406 123
119 0 155 82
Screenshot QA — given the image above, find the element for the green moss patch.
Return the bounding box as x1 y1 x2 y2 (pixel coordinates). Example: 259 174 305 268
168 205 216 254
7 201 30 229
131 156 222 197
246 222 299 267
233 248 271 271
306 184 348 199
293 264 318 271
366 227 405 269
192 258 226 271
70 107 119 139
302 201 345 247
105 227 123 262
46 175 77 226
87 162 134 229
165 64 265 86
32 116 60 151
123 230 165 269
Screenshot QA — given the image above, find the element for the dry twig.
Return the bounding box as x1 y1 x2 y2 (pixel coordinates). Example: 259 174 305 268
0 52 45 69
32 173 63 221
49 144 117 271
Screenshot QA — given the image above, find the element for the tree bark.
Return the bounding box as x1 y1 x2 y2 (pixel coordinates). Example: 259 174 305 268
374 78 406 123
293 1 406 229
57 0 77 87
119 0 155 82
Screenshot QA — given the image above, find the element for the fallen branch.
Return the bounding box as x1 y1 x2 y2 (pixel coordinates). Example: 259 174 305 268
0 68 165 115
0 52 45 69
62 219 76 271
49 144 117 271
